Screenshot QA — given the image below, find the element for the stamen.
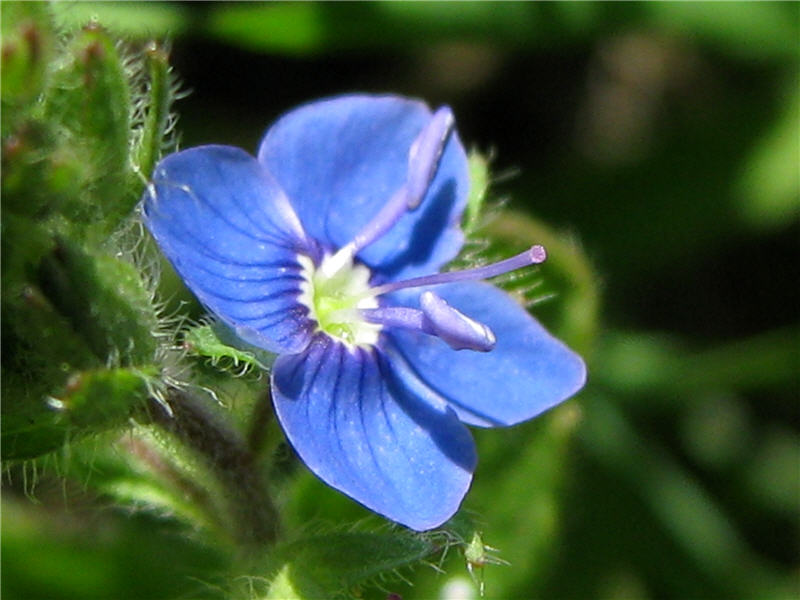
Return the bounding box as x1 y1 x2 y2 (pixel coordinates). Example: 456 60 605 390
360 291 495 352
420 291 496 352
321 106 455 278
359 306 426 331
369 245 547 297
406 106 455 209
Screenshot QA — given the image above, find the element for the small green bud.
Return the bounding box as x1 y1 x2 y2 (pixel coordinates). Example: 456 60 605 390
37 238 158 365
42 23 133 231
1 121 88 219
50 367 156 429
132 41 172 186
1 282 99 460
1 3 54 132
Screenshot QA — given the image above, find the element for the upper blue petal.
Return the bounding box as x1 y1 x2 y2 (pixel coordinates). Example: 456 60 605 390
385 282 587 427
257 94 470 281
142 145 317 354
271 334 476 531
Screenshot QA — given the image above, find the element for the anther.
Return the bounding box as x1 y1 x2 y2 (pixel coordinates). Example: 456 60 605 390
360 291 495 352
420 291 495 352
322 106 455 278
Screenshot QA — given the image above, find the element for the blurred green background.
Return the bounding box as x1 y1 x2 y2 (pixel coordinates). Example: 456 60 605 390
3 2 798 599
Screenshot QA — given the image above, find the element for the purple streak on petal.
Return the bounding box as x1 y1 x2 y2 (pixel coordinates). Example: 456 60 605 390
271 334 476 531
257 95 469 280
372 245 546 296
142 145 316 354
385 282 586 428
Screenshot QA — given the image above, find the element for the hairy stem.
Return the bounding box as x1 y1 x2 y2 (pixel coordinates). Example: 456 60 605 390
148 388 279 547
247 387 275 456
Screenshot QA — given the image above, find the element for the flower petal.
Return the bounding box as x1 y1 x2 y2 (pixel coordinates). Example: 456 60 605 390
271 334 476 531
257 94 469 280
143 145 317 354
385 282 587 427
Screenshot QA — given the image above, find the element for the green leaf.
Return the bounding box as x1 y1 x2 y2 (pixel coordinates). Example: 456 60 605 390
646 2 800 60
736 85 800 230
465 406 580 597
596 327 800 403
2 495 229 600
269 531 439 598
51 2 189 39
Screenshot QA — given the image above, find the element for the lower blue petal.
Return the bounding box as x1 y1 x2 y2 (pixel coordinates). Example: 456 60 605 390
385 282 587 427
271 334 476 531
143 145 317 354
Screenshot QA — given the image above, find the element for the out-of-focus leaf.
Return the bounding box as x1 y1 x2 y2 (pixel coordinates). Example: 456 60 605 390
205 2 592 56
743 429 800 514
485 211 601 356
737 85 800 230
468 405 581 597
596 327 799 404
1 368 155 461
265 564 313 600
645 2 800 60
55 427 229 538
575 395 796 598
1 496 228 600
50 367 155 429
51 1 189 38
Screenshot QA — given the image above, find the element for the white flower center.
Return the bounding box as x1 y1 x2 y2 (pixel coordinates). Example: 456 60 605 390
298 253 381 347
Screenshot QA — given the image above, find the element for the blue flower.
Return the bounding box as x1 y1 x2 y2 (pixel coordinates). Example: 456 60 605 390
142 94 586 531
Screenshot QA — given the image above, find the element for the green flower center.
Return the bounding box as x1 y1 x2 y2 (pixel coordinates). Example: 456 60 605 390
298 254 381 347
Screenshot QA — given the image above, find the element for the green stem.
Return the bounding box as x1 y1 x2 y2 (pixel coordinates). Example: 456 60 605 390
247 387 275 456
